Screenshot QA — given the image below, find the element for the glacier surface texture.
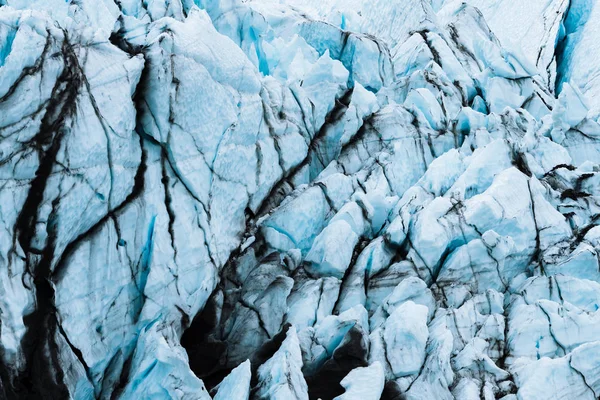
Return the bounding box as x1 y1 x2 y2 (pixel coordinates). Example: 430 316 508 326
1 0 600 399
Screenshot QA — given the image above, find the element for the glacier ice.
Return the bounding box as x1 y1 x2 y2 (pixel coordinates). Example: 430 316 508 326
333 362 385 400
0 0 600 399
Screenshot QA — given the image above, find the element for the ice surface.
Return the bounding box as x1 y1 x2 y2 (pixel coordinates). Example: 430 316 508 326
333 362 385 400
255 327 309 400
1 0 600 399
212 360 252 400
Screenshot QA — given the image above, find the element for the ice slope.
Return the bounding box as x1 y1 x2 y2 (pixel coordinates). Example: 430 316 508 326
0 0 599 399
436 0 570 90
556 0 600 118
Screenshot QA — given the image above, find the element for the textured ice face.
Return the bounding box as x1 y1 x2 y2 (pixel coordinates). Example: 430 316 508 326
1 0 600 399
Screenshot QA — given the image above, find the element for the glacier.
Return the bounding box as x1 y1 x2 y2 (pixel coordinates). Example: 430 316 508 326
0 0 599 399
